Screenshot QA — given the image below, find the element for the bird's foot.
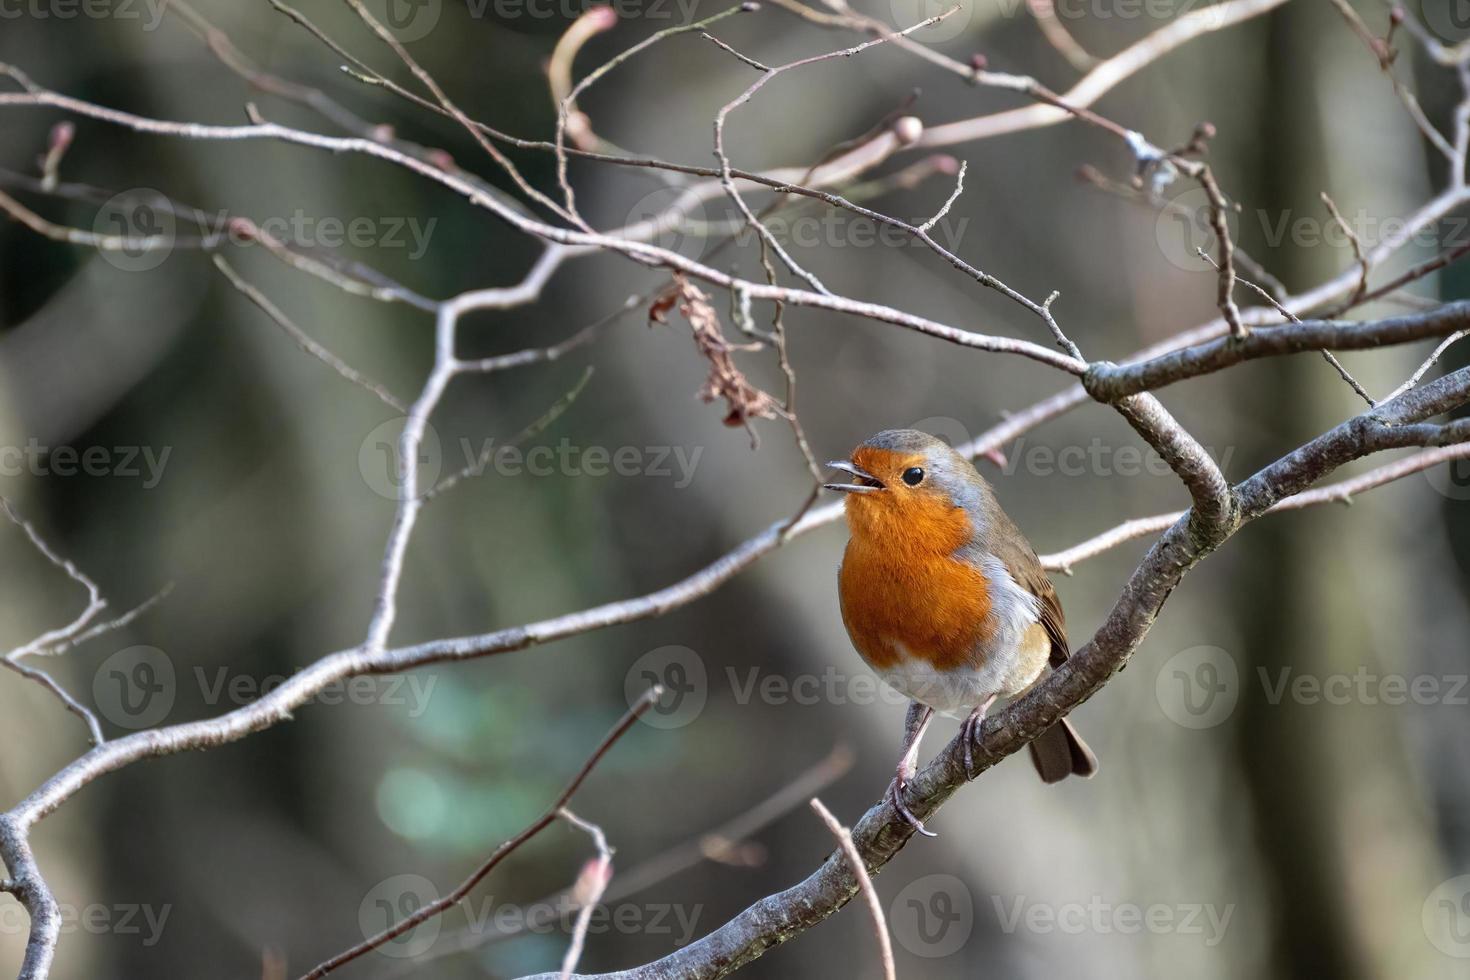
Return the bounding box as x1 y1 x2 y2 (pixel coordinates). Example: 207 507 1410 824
961 697 998 779
888 770 937 838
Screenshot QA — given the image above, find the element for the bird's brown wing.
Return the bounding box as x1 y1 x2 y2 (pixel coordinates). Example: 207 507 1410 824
990 525 1069 668
985 513 1097 779
1031 570 1070 669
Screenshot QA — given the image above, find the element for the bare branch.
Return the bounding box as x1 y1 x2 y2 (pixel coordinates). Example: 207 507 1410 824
917 0 1293 147
1026 0 1099 71
0 83 1086 375
1041 442 1470 572
1085 303 1470 401
518 378 1470 980
6 11 1470 976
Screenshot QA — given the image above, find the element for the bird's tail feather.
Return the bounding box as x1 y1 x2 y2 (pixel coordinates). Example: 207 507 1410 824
1028 717 1098 783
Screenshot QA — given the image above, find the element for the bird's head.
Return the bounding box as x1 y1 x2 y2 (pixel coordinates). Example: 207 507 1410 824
825 429 992 553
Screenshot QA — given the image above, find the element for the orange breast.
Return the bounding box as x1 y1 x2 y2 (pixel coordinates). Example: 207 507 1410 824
838 499 990 673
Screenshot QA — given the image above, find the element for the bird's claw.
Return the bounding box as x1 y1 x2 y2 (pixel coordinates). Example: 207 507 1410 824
952 696 999 781
888 772 937 838
961 711 993 780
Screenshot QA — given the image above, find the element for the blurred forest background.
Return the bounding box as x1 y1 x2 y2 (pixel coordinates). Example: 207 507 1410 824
2 0 1469 977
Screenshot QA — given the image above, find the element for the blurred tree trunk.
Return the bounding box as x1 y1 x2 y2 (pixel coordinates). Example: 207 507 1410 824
1234 4 1451 978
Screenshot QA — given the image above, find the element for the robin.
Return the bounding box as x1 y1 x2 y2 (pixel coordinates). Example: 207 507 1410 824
826 429 1097 836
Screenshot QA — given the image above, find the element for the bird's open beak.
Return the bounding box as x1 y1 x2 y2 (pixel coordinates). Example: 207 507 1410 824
823 460 884 494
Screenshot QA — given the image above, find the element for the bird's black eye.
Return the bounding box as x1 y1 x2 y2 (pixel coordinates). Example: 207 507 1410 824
902 467 924 486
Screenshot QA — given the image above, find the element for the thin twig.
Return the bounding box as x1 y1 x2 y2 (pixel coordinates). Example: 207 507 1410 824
557 808 614 980
809 798 895 980
552 6 750 226
1382 330 1470 403
1 497 104 660
916 159 966 233
1320 190 1371 305
400 744 854 969
460 296 639 374
0 659 104 746
34 585 173 659
425 367 594 500
707 9 959 296
213 255 408 412
1199 248 1376 406
338 0 575 223
298 685 663 979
